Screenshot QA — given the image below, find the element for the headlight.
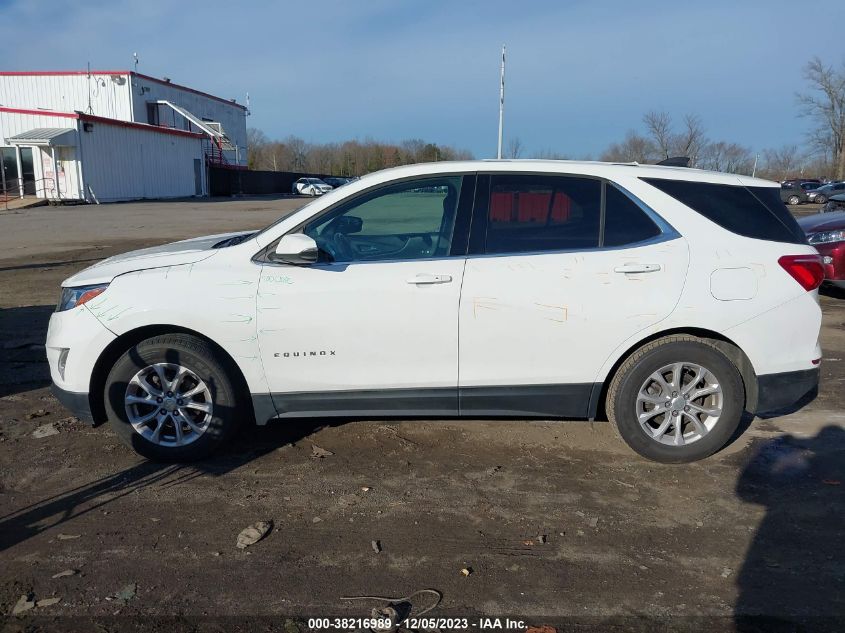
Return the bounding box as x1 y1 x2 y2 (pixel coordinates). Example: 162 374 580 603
807 230 845 245
57 283 109 312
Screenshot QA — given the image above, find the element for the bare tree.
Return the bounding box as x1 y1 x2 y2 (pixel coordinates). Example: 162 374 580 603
601 131 657 163
242 130 474 176
797 57 845 179
698 141 754 174
532 148 571 160
643 111 674 159
675 114 708 166
759 144 803 181
505 137 524 159
246 127 269 170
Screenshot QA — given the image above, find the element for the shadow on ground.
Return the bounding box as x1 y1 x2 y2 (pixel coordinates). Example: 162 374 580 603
0 304 53 397
734 426 845 632
0 417 329 553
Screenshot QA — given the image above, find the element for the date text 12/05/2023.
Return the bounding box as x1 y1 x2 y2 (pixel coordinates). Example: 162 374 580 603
307 618 528 630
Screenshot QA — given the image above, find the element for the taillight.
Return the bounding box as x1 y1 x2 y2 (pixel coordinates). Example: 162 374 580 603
778 254 825 291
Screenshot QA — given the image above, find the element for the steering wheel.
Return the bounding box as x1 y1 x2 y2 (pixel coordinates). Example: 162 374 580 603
330 232 355 262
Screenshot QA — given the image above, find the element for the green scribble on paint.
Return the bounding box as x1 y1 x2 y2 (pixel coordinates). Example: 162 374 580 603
222 314 254 323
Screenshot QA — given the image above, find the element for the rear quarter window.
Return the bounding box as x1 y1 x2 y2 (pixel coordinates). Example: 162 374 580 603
641 178 807 245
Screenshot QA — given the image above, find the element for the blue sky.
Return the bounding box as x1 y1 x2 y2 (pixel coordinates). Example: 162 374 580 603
1 0 843 158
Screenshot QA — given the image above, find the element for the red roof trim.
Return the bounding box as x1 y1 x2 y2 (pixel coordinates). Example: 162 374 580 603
131 72 247 110
0 70 247 110
0 106 78 119
0 70 129 77
0 107 205 139
78 113 205 139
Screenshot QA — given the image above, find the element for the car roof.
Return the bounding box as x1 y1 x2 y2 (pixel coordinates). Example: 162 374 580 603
797 210 845 231
353 159 778 188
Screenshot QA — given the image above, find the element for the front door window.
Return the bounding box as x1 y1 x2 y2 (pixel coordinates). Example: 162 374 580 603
304 176 462 263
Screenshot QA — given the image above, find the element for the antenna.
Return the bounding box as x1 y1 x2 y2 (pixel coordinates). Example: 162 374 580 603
497 45 506 160
133 52 139 73
246 92 251 115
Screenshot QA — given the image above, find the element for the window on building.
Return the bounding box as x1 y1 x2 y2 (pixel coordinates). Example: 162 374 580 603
146 103 160 126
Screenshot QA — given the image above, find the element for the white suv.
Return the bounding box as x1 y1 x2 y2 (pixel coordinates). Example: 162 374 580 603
47 161 824 463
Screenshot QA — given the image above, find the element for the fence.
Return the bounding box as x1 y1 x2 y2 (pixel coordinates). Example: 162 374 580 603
209 167 332 197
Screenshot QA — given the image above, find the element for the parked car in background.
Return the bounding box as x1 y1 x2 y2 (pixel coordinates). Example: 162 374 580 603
47 160 823 464
807 182 845 204
292 178 333 196
799 210 845 288
823 193 845 214
781 183 809 205
782 179 822 190
322 177 354 189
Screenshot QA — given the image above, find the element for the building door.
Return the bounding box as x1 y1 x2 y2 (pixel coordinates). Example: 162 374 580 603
20 148 35 195
1 148 18 197
193 159 203 196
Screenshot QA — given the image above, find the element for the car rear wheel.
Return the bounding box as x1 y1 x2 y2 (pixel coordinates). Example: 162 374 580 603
787 195 801 205
606 335 745 463
104 334 241 461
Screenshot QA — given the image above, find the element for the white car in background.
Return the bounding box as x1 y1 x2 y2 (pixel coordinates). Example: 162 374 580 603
47 160 823 464
292 177 332 196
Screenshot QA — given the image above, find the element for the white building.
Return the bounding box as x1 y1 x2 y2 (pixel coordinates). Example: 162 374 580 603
0 70 248 203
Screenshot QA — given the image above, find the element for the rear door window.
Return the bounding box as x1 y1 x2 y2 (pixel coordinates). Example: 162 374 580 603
642 178 807 244
483 175 601 254
603 184 662 247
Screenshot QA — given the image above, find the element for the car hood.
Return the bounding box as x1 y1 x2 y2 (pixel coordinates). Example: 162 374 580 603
797 211 845 233
62 231 245 287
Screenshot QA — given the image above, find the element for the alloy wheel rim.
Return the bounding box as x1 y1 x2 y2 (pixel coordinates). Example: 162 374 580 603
635 362 723 446
124 362 213 447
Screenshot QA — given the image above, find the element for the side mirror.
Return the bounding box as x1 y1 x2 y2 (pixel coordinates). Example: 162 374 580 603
336 215 363 234
274 233 318 264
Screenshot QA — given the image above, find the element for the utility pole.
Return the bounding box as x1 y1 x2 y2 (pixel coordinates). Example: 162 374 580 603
497 45 506 159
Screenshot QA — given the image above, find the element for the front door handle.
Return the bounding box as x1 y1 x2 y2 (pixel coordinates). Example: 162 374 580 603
407 273 453 285
613 263 661 274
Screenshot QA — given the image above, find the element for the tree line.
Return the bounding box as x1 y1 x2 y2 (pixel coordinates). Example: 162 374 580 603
247 56 845 182
246 131 472 176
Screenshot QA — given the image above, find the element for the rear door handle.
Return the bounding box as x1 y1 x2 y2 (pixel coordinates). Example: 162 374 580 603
613 263 661 274
407 273 452 285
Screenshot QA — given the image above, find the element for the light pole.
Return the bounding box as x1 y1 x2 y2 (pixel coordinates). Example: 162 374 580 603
497 45 506 159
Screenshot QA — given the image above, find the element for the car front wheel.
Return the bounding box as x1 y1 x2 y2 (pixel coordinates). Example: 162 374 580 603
606 335 744 463
104 334 241 461
787 195 801 205
816 195 827 204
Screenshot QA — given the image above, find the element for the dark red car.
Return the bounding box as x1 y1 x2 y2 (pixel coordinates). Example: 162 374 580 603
798 211 845 289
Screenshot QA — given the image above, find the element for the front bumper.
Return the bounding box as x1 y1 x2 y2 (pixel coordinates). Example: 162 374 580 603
51 382 94 423
756 367 820 415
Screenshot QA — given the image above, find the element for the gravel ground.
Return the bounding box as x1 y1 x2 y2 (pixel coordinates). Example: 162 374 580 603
0 197 843 632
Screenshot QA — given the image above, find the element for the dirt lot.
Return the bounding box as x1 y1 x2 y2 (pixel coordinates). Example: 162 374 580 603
0 198 843 632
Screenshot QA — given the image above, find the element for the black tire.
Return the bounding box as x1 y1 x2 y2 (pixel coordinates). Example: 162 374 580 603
787 195 800 206
606 335 745 463
816 195 827 204
104 334 242 462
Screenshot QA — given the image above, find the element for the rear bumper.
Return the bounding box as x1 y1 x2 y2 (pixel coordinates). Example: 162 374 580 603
756 367 819 416
51 382 94 424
